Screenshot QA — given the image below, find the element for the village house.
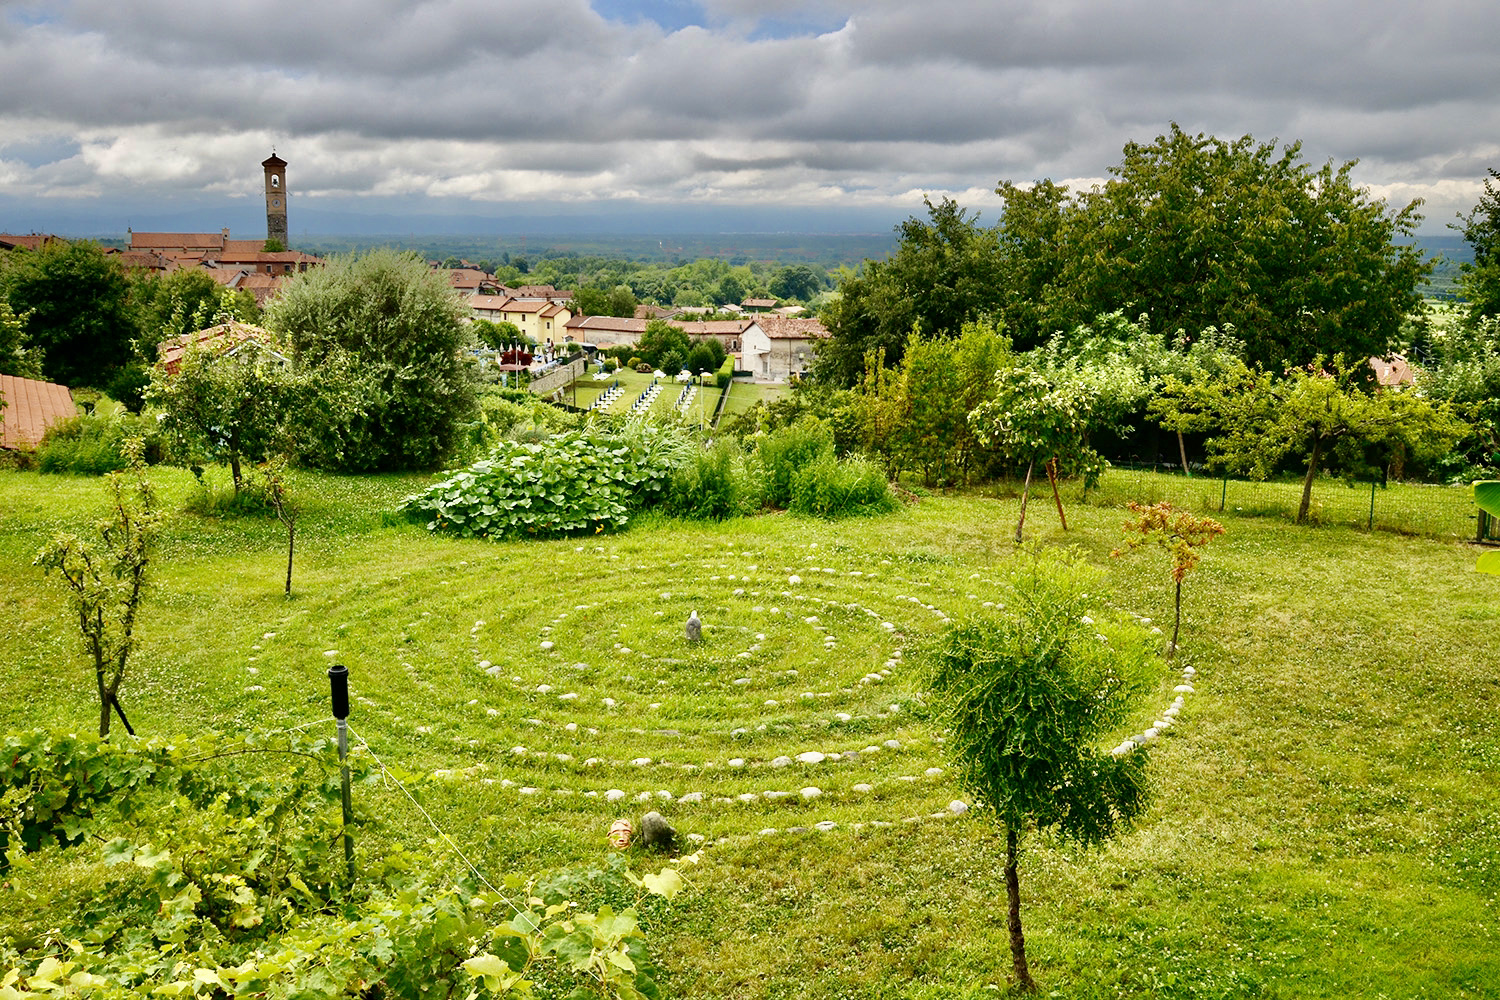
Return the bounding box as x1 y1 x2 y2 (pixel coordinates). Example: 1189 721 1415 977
740 314 828 381
467 293 573 344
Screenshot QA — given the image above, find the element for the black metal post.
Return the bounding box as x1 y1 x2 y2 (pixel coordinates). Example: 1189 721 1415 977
328 664 355 884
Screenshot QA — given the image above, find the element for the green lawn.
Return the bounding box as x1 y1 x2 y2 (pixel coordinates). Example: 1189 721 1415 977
2 464 1497 998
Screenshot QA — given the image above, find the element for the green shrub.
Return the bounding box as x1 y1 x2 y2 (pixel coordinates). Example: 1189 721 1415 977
789 451 899 519
663 440 748 520
36 412 161 475
715 356 735 389
400 424 688 539
755 417 834 508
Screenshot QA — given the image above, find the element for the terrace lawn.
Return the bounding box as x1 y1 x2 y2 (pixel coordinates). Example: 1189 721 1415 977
1 465 1496 999
566 373 786 425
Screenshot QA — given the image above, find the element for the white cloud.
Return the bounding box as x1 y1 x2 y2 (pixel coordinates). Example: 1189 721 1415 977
1 0 1495 232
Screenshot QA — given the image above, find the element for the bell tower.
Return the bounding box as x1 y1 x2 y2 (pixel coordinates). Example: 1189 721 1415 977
262 152 288 248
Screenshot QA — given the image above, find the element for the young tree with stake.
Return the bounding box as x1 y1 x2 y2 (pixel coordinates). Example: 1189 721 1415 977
925 548 1158 991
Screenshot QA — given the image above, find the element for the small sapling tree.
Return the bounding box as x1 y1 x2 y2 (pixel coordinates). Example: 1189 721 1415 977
925 547 1157 991
33 440 159 738
261 456 300 596
1112 501 1226 657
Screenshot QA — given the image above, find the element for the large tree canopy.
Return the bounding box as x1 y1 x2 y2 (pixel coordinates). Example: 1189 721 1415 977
1000 125 1429 370
817 198 1005 384
1457 167 1500 322
1 240 137 389
265 249 478 472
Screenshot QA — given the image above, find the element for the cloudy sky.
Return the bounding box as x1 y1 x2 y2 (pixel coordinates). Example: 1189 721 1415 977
2 0 1497 236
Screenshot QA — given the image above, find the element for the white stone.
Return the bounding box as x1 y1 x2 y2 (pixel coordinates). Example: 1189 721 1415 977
323 650 338 657
924 767 943 777
835 713 852 722
656 790 672 800
759 828 778 836
679 792 704 804
737 792 760 803
733 677 752 685
540 641 554 651
795 751 827 765
770 756 793 768
486 707 500 717
631 757 652 766
884 739 901 749
800 786 822 800
559 692 578 701
565 722 578 732
637 791 654 802
852 783 874 793
728 758 746 768
815 821 838 832
1174 684 1195 694
788 575 802 585
948 800 969 815
602 697 617 708
537 684 553 694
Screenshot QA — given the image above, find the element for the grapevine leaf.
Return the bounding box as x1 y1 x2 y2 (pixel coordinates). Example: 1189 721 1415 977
1478 550 1500 576
640 868 684 899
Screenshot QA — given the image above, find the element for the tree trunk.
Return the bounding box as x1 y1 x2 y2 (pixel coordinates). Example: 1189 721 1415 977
1015 459 1035 545
97 672 112 739
1045 457 1067 530
1005 827 1036 991
1177 429 1190 477
230 452 243 493
1297 435 1323 524
285 521 296 596
1169 578 1182 659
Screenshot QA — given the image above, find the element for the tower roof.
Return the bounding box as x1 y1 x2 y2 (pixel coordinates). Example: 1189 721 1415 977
262 153 287 168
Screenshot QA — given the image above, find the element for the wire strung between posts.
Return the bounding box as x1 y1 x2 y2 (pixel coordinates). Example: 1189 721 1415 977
347 723 513 905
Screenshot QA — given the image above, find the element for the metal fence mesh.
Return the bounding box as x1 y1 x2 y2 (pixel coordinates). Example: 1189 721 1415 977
1078 465 1495 542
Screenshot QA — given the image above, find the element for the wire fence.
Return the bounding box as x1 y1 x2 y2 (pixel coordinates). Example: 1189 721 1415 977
1078 464 1496 542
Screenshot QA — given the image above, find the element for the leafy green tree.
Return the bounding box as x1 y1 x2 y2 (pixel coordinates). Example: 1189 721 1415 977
819 198 1006 384
635 319 690 369
132 269 258 357
266 249 479 472
33 442 159 738
926 547 1155 992
1413 311 1500 478
1456 168 1500 322
1019 125 1429 370
969 366 1107 542
890 331 966 487
472 319 524 349
1155 355 1468 522
992 178 1076 348
769 264 824 302
0 298 44 379
1 239 138 388
571 283 638 318
146 341 297 491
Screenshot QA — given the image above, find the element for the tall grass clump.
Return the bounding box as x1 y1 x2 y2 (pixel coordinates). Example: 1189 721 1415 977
663 439 751 520
36 412 161 475
789 451 899 519
755 417 835 508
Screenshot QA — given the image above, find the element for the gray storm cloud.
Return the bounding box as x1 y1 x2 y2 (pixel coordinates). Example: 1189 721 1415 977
1 0 1496 229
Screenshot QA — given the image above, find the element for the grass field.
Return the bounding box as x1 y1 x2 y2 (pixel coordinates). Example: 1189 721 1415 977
1 464 1497 998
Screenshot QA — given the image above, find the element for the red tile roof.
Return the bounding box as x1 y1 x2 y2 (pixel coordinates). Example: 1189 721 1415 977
754 314 829 340
157 321 280 374
0 374 75 450
129 230 230 251
0 233 61 252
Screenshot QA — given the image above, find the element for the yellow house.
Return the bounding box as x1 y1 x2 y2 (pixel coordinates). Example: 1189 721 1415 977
468 294 573 344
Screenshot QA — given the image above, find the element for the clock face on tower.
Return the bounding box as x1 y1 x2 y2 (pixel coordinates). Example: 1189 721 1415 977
272 199 281 208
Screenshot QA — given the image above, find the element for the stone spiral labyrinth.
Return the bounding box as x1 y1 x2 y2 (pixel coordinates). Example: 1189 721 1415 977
366 538 1194 848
